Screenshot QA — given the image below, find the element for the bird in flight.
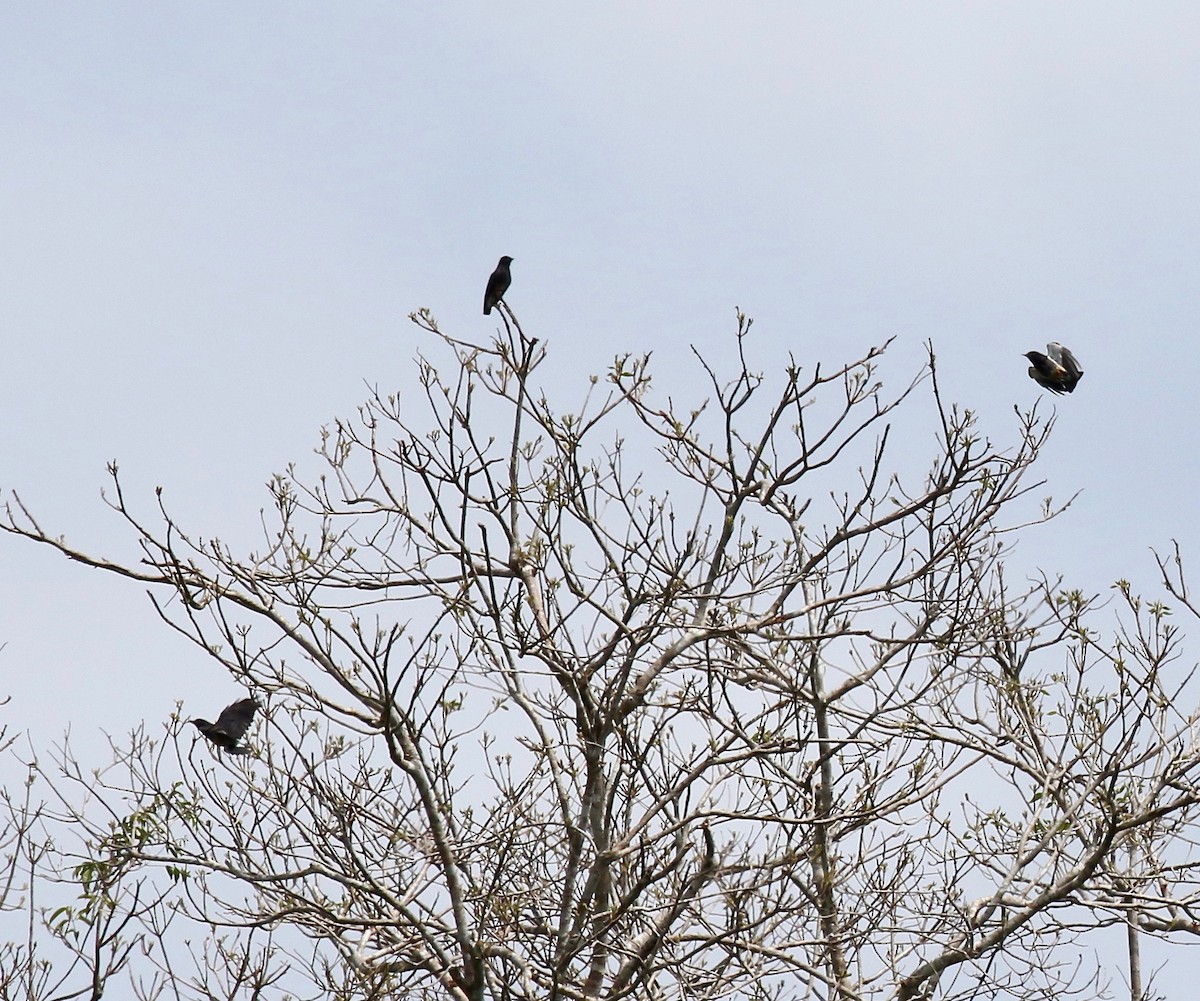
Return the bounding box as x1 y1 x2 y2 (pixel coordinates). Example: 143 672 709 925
1024 342 1083 394
189 697 261 755
483 256 513 315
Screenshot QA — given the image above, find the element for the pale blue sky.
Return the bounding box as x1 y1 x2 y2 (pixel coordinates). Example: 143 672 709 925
2 2 1199 990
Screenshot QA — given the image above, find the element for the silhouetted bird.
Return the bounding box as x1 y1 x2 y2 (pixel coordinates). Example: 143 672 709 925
483 256 513 315
1025 342 1083 394
189 698 260 754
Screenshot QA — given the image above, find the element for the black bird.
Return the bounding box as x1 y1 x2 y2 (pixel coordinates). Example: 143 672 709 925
483 256 513 315
189 698 260 755
1025 342 1084 394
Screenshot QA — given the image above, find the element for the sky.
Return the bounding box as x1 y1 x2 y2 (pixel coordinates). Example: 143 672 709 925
2 1 1199 991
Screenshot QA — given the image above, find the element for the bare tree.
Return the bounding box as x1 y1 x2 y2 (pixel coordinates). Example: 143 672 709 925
3 311 1200 1000
0 723 186 1001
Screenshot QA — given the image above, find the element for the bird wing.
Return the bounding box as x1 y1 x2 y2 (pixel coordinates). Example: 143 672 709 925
214 698 260 741
1056 345 1083 379
1046 342 1083 375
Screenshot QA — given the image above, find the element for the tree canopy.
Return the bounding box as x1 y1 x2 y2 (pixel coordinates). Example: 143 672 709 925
3 313 1199 1001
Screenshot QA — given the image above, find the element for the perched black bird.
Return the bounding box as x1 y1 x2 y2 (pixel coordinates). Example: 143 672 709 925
189 698 260 755
1025 342 1084 394
483 256 513 315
